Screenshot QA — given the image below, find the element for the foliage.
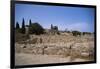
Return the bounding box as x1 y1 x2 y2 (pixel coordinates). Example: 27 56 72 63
21 18 26 34
29 22 44 35
72 31 81 36
15 32 29 42
29 19 32 26
16 22 20 29
83 32 91 35
54 26 58 30
51 24 53 29
56 31 60 35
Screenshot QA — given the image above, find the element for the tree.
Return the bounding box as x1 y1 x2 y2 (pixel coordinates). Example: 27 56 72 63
15 22 22 33
51 24 53 29
29 22 44 35
21 18 25 34
16 22 20 29
54 26 58 31
54 26 58 30
83 32 91 35
29 19 32 26
72 31 81 36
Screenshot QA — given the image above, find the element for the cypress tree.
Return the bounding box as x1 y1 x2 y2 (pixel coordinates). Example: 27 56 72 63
21 18 25 34
29 19 32 26
16 22 20 29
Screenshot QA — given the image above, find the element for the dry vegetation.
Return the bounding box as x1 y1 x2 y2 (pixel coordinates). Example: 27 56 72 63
15 32 94 65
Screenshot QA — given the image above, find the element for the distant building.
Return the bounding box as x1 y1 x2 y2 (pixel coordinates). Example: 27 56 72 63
50 24 59 35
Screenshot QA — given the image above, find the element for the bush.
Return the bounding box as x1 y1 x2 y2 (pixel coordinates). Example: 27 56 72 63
72 31 81 36
29 22 44 35
15 28 22 33
83 32 91 35
28 38 38 44
67 31 71 33
15 32 29 43
57 31 60 35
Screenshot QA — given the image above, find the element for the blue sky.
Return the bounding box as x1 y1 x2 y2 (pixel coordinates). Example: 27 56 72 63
15 4 95 32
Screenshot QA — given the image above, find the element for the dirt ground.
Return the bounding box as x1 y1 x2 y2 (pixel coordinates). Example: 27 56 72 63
15 33 94 65
15 53 90 65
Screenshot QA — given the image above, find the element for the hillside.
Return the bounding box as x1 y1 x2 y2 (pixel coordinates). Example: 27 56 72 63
15 32 94 65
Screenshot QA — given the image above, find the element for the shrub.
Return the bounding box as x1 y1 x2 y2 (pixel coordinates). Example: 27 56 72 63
57 31 60 35
72 31 81 36
28 38 38 44
15 32 29 43
29 22 44 35
83 32 91 35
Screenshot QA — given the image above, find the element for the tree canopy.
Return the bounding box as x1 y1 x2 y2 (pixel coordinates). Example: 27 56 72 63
21 18 26 34
16 22 20 29
29 22 44 35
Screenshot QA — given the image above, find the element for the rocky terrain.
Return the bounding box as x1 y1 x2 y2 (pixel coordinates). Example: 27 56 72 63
15 33 94 65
